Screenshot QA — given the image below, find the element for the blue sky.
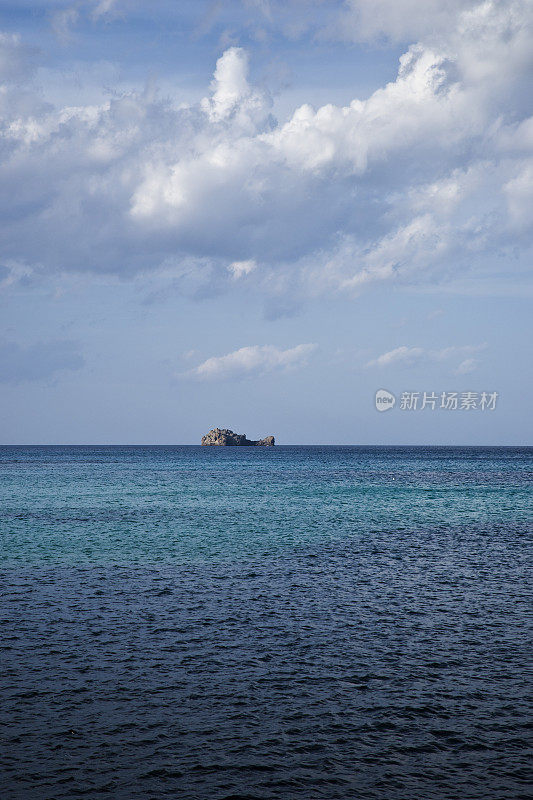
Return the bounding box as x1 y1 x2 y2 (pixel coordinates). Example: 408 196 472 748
0 0 532 444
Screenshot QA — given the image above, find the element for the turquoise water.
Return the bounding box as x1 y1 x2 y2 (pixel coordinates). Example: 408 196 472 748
2 445 531 565
1 446 532 799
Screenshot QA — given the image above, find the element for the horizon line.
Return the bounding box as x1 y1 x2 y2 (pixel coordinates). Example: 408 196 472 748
0 443 531 448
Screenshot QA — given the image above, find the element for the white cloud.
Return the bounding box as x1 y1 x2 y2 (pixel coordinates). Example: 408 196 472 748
0 32 36 85
0 1 532 303
187 343 317 381
92 0 120 19
228 259 257 278
455 357 479 375
233 1 482 47
367 346 425 368
51 1 121 39
367 344 486 369
336 0 481 44
51 8 80 42
201 47 270 129
504 160 533 229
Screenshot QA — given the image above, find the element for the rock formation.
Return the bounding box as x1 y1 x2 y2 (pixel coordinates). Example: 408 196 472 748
201 428 275 446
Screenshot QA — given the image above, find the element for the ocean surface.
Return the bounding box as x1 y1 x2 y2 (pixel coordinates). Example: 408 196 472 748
1 445 531 800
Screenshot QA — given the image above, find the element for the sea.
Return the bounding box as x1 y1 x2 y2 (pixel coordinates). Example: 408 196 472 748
1 445 531 800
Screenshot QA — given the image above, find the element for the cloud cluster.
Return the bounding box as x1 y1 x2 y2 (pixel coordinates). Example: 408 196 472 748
367 344 486 372
0 0 532 305
336 0 481 43
187 343 317 381
51 0 121 40
202 1 482 47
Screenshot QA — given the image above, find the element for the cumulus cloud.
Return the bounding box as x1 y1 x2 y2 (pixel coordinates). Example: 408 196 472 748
186 343 317 381
0 340 84 383
0 1 532 303
367 344 485 369
200 47 271 129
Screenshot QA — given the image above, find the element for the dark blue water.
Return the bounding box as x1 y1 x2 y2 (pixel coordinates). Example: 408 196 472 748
1 446 532 799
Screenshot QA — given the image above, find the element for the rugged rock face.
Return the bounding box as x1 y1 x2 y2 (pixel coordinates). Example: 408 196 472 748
255 435 275 446
201 428 275 446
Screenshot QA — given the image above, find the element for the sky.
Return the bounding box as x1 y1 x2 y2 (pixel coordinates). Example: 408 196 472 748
0 0 532 445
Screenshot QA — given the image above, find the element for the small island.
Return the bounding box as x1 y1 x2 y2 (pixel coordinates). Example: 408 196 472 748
201 428 275 446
